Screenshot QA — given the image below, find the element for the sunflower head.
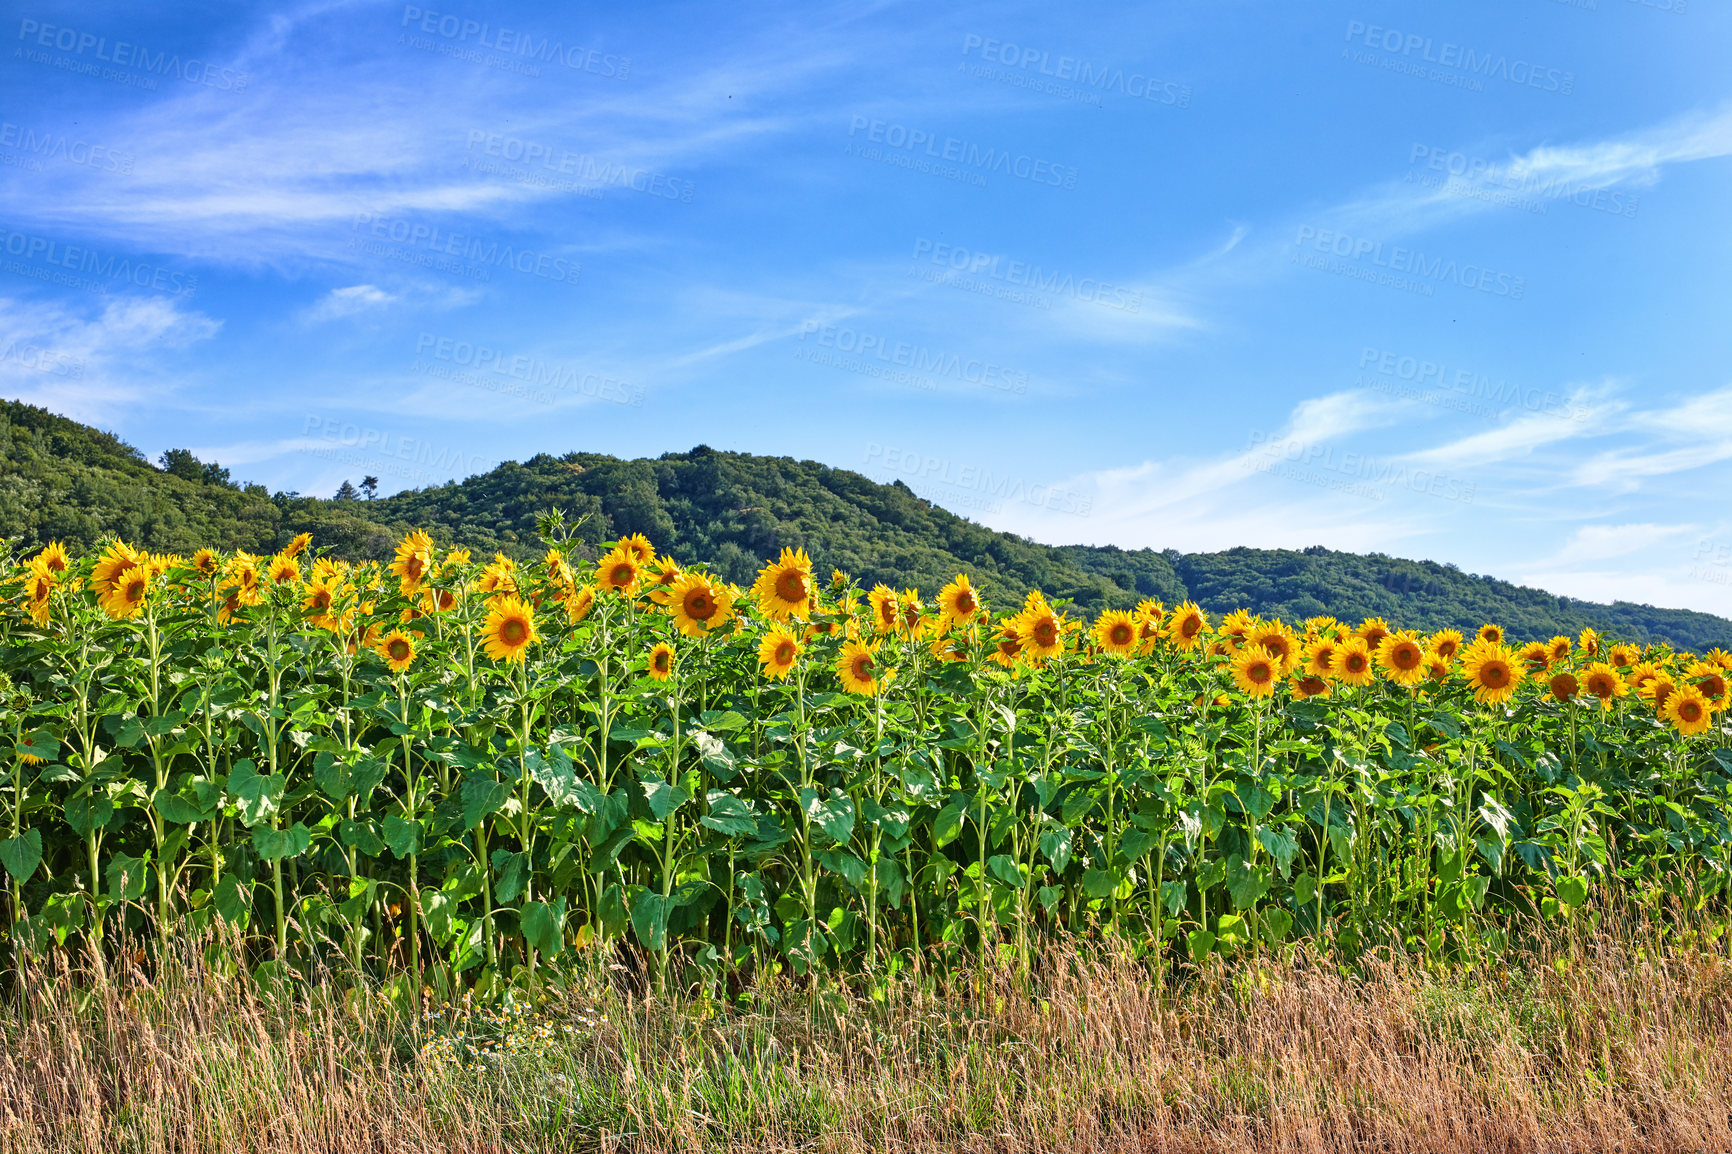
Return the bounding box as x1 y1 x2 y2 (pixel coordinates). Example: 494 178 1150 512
1581 662 1625 710
1428 630 1463 661
757 626 802 680
1577 628 1600 659
991 618 1025 668
90 541 144 598
1464 644 1523 705
1546 671 1579 703
98 564 151 620
1608 643 1640 669
32 541 70 574
752 548 814 621
668 572 737 637
1231 645 1279 698
1015 592 1066 660
1519 642 1551 674
480 595 538 663
1665 686 1712 735
868 585 901 634
1292 674 1331 699
1356 617 1390 653
643 555 683 605
390 531 434 593
646 642 675 681
1336 639 1375 686
377 629 417 673
1170 602 1209 651
836 639 883 696
937 575 982 629
564 585 596 624
1476 623 1504 647
1249 622 1298 673
1092 609 1139 657
617 533 656 566
595 545 642 595
1377 632 1427 687
1305 639 1340 678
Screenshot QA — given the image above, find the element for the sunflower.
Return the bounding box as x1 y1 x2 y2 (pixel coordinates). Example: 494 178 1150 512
646 642 675 681
1291 674 1331 699
559 585 594 624
1376 632 1427 687
1705 647 1732 670
936 574 983 630
99 565 151 620
1580 662 1626 711
990 618 1025 668
419 586 457 615
1249 621 1299 674
190 548 219 577
1515 642 1549 675
33 541 70 575
1015 592 1066 661
1577 628 1600 659
543 548 575 591
1231 645 1279 698
592 545 638 595
757 626 802 680
267 553 300 585
377 629 417 673
1169 602 1209 651
1608 643 1640 669
1546 671 1579 703
1664 687 1712 735
1428 629 1463 661
1685 662 1728 710
302 578 345 629
281 532 312 558
1357 617 1391 653
1092 609 1139 657
897 590 926 636
1134 600 1166 654
1336 639 1375 687
643 555 682 606
477 554 518 598
868 585 901 634
89 541 144 599
1463 644 1523 705
21 565 53 625
1476 624 1505 647
480 596 538 663
1304 639 1340 679
1626 661 1663 697
1304 615 1341 637
618 533 656 566
753 548 814 621
389 531 434 594
925 632 965 662
836 639 884 696
1424 651 1454 683
1220 609 1255 647
668 572 737 637
1646 673 1678 713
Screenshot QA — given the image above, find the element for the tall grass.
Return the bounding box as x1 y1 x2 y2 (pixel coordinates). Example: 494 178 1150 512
3 910 1728 1153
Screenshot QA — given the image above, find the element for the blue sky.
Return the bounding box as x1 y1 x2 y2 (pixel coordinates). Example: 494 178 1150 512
3 0 1731 614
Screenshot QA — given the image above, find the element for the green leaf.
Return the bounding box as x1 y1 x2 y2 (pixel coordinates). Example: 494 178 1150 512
698 709 748 733
802 788 856 845
521 897 565 957
1556 875 1589 909
0 830 43 883
1187 929 1216 963
525 747 579 807
151 788 210 825
228 759 284 827
1255 827 1299 878
629 890 669 951
1226 855 1271 910
641 776 688 821
491 849 530 903
383 816 422 859
699 792 759 838
691 731 738 782
106 853 151 902
817 849 868 889
1117 828 1155 864
1081 868 1118 899
337 817 385 856
1260 907 1293 942
65 794 114 837
1040 826 1073 873
253 823 311 861
313 753 352 802
461 772 511 829
213 875 251 924
986 854 1024 888
931 801 966 848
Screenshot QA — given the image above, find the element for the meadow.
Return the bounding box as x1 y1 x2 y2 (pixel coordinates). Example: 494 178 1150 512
2 518 1730 1151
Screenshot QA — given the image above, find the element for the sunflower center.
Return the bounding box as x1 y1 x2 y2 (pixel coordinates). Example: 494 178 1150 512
1393 644 1421 670
1032 621 1057 647
654 652 670 672
686 591 716 620
1346 654 1367 673
1681 701 1702 721
502 619 527 645
1110 624 1133 646
404 557 424 580
1484 665 1508 687
389 640 410 661
776 571 807 602
775 641 795 664
1248 661 1272 684
956 591 977 615
1180 617 1202 639
609 563 634 586
852 654 874 680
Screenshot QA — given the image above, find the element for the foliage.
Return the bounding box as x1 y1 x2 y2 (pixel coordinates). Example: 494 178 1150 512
2 527 1730 998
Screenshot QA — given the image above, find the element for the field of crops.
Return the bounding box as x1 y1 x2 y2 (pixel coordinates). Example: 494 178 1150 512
3 520 1730 991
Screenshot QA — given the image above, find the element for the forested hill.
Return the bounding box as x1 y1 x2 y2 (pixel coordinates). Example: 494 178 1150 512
2 397 1727 649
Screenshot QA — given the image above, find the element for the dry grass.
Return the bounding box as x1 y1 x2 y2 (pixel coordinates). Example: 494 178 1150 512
2 920 1729 1153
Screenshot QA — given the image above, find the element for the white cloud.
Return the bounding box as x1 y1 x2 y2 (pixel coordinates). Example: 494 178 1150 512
301 284 395 323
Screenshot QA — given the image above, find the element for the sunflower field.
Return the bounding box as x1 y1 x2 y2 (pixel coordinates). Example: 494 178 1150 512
2 518 1730 991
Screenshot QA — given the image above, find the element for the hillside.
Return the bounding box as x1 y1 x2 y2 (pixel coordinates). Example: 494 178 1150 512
2 397 1726 649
